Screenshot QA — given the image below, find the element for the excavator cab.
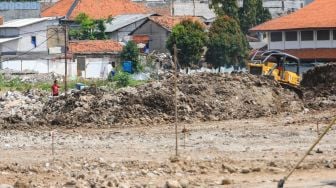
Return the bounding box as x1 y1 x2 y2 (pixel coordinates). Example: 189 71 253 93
248 50 301 87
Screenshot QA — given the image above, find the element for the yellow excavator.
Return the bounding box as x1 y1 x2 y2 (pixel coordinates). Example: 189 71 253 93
248 50 301 87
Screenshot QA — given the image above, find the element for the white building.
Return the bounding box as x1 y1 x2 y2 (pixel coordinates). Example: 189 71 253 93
250 0 336 62
0 17 59 56
238 0 305 18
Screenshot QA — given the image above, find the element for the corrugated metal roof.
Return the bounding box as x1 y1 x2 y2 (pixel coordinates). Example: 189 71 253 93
0 36 21 44
0 17 55 28
105 14 153 33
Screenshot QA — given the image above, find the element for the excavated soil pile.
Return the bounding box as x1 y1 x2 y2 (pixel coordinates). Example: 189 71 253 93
41 73 302 128
301 63 336 109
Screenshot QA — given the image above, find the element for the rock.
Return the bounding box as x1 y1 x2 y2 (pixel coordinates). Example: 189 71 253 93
166 180 181 188
251 167 261 172
268 167 286 174
63 180 76 188
240 168 250 174
221 179 233 185
222 164 237 173
179 179 189 188
13 180 29 188
325 160 335 169
0 185 14 188
118 183 130 188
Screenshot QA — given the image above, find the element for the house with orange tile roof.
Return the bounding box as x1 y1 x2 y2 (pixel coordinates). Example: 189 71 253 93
69 40 123 77
41 0 150 20
130 15 204 52
250 0 336 62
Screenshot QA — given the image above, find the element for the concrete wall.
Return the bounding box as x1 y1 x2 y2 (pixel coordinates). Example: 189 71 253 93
132 20 170 52
1 58 113 79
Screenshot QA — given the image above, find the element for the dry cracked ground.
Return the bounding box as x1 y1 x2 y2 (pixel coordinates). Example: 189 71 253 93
0 109 336 188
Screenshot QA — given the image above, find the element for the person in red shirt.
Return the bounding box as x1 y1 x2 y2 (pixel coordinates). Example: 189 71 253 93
51 80 60 96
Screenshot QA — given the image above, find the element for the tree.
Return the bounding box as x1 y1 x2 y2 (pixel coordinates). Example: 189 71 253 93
256 0 272 25
239 0 257 34
166 19 207 69
69 13 109 40
206 16 248 72
120 41 142 73
210 0 239 21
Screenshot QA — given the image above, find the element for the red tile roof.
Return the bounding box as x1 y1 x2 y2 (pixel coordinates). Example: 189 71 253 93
284 49 336 60
69 40 123 54
42 0 149 20
149 16 204 30
250 0 336 31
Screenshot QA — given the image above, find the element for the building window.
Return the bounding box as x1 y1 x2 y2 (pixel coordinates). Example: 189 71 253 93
317 30 330 40
285 31 297 41
31 36 37 47
301 31 314 41
333 30 336 40
270 32 282 42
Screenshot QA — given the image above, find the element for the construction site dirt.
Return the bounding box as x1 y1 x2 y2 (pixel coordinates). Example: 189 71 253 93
0 68 336 187
0 109 336 187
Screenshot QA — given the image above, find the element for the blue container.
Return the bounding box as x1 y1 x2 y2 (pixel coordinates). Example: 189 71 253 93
122 61 133 73
75 83 85 90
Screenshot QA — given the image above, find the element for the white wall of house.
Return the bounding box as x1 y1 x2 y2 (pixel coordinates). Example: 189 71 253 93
1 58 113 79
268 29 336 50
0 19 59 54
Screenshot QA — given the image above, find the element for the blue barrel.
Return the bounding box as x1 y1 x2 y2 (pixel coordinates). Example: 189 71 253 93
75 83 85 90
122 61 133 73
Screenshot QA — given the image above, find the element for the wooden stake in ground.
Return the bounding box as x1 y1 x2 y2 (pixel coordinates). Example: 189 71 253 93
64 24 68 95
173 44 178 157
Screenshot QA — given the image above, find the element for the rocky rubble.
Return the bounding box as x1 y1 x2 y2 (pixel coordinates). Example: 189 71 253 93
0 69 62 83
301 63 336 109
0 90 47 128
41 73 303 128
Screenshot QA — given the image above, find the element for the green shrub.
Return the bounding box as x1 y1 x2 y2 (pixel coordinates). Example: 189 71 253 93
114 71 131 88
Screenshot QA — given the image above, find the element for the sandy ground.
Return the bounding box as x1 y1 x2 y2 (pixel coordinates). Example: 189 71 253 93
0 109 336 187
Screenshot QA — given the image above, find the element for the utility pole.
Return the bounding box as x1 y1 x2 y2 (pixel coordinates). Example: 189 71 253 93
173 44 178 157
64 24 68 95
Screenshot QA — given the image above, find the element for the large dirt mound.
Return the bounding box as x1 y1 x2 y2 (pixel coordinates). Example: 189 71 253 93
41 73 302 128
301 63 336 109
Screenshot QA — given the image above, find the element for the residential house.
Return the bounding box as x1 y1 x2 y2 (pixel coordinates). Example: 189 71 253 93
130 16 203 52
105 14 154 42
69 40 123 78
250 0 336 62
0 17 60 57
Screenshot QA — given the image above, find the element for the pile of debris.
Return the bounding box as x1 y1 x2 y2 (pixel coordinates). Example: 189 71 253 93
301 63 336 109
0 90 47 128
41 73 303 128
0 68 62 83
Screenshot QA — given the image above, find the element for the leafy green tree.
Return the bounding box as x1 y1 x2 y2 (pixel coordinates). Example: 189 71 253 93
166 19 207 69
206 16 248 72
210 0 239 21
69 13 109 40
239 0 257 34
256 0 272 25
120 41 142 73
